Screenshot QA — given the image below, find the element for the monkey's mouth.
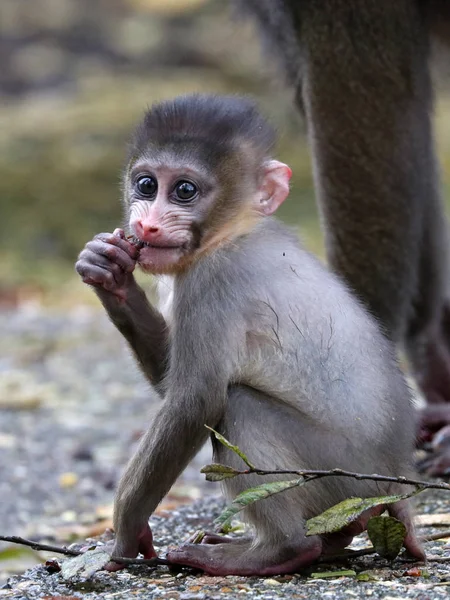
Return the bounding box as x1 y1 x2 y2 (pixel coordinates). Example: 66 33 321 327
130 236 183 251
140 241 182 250
134 238 186 274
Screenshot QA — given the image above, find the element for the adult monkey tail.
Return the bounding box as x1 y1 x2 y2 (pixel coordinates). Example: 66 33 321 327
240 0 450 471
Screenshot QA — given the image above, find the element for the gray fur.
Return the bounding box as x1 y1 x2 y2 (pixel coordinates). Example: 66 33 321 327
76 92 425 573
112 218 420 573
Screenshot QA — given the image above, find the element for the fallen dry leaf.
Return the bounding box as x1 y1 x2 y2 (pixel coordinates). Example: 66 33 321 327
415 513 450 526
402 566 422 577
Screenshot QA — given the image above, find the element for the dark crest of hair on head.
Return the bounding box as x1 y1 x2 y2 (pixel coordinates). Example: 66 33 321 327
128 94 277 168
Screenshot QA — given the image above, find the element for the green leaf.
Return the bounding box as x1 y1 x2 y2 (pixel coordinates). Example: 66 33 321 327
220 521 246 534
306 491 416 536
200 463 242 482
220 523 233 534
188 530 206 544
205 426 255 468
367 516 406 560
356 571 380 582
215 478 304 528
61 547 111 581
310 570 356 579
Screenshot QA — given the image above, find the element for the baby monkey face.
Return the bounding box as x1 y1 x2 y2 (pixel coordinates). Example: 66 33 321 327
125 157 218 274
125 151 291 275
124 96 291 277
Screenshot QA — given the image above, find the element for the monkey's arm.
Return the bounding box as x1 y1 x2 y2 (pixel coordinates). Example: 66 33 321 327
76 229 168 385
109 288 237 566
110 386 226 563
99 282 168 386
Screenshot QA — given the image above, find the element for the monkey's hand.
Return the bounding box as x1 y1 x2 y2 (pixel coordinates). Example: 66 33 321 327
105 523 157 572
76 228 139 303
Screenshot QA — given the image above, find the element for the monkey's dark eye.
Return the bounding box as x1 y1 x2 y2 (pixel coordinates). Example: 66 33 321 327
175 181 197 202
136 176 157 197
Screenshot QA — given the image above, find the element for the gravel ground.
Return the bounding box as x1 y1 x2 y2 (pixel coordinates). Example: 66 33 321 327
1 304 450 599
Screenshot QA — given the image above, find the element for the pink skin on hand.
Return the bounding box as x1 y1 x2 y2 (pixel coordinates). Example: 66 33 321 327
105 524 157 572
78 228 140 303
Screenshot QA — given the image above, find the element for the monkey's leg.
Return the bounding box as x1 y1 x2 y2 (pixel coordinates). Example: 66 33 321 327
167 386 323 576
168 385 423 573
298 2 432 342
405 196 450 407
404 200 450 473
298 3 450 451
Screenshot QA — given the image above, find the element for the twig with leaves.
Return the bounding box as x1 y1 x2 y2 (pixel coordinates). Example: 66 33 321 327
203 427 450 492
202 427 450 562
3 426 450 580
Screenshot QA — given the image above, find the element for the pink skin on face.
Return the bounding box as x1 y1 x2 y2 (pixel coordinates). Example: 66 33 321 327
129 160 292 274
129 198 193 273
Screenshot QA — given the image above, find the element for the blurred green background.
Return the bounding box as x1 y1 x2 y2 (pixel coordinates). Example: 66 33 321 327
1 0 450 307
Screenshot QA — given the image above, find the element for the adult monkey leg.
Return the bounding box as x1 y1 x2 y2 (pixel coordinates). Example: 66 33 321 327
297 2 450 448
246 2 450 407
299 1 434 341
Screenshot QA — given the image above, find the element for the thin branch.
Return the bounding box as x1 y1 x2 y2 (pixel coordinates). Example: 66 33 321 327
234 466 450 492
0 535 170 567
0 536 79 557
318 547 376 562
107 556 171 566
422 529 450 542
2 533 450 569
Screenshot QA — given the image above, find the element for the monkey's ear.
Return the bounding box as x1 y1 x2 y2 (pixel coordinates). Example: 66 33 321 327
256 160 292 216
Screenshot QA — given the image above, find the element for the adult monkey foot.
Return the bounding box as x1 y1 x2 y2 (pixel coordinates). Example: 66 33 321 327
414 308 450 475
167 502 424 576
167 536 322 576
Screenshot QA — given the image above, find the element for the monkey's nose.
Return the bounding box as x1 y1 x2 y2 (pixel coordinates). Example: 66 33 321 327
135 219 160 240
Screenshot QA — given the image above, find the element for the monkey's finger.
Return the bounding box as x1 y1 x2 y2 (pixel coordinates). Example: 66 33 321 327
419 404 450 430
94 232 139 260
431 424 450 451
78 249 127 287
417 450 450 477
137 525 158 559
86 240 137 272
76 262 121 294
104 560 125 573
200 533 237 545
113 228 126 239
387 501 425 561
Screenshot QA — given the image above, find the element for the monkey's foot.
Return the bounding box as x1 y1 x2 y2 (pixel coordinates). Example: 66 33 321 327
417 404 450 475
105 524 157 572
411 332 450 474
322 502 424 561
418 446 450 476
417 411 450 475
167 536 322 576
418 405 450 442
